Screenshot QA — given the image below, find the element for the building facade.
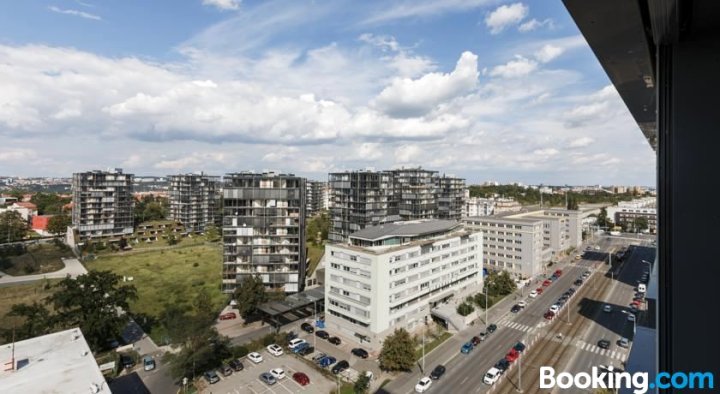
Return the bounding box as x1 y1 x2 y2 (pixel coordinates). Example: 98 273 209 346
435 175 465 220
324 220 482 350
71 169 134 238
306 180 327 218
392 168 438 220
222 172 306 294
168 173 220 233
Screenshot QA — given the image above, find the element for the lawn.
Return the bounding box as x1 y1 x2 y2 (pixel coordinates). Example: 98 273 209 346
2 243 72 276
85 243 226 343
0 280 60 343
415 331 453 361
307 243 325 276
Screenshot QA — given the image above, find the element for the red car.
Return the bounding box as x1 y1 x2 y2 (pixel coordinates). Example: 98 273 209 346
505 348 520 362
555 270 563 277
536 288 544 294
543 280 552 287
544 311 555 320
219 312 236 320
293 372 310 386
630 300 642 306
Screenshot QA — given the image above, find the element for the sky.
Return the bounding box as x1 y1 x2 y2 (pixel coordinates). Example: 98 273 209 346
0 0 656 185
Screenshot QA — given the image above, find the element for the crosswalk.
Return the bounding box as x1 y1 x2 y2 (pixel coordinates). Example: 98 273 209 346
575 339 628 362
496 317 535 333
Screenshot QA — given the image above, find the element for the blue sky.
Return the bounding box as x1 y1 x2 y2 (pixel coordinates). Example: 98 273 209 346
0 0 655 185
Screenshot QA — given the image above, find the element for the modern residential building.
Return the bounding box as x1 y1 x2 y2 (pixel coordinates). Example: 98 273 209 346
607 206 657 233
392 168 438 220
328 170 398 243
463 197 496 217
222 172 306 294
324 220 482 350
168 173 220 233
0 328 110 394
71 169 134 239
435 175 465 220
306 180 327 218
462 216 547 278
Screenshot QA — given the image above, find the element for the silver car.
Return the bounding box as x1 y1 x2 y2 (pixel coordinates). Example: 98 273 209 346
260 372 277 385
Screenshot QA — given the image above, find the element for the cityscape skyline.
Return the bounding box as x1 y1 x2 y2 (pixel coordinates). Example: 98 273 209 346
0 1 655 185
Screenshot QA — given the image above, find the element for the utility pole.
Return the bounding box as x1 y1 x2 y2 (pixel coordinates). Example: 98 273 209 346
422 330 425 373
517 344 523 393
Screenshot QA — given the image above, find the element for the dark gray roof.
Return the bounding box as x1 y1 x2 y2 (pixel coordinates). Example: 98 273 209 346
350 220 460 241
257 287 325 317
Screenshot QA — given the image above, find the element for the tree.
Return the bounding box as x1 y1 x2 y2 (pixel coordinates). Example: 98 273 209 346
354 371 371 394
205 224 220 242
233 275 268 318
597 208 609 228
567 195 579 210
633 217 649 231
30 193 70 215
165 227 178 245
0 211 28 243
2 302 55 342
379 328 415 371
485 270 517 297
456 302 475 316
47 214 72 236
48 271 138 350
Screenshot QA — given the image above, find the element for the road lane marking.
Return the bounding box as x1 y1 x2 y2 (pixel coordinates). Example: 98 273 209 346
461 377 469 385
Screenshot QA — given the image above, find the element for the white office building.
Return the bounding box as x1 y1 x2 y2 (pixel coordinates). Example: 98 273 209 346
324 220 483 350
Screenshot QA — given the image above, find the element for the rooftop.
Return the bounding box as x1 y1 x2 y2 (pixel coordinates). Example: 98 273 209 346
350 219 460 241
0 328 110 394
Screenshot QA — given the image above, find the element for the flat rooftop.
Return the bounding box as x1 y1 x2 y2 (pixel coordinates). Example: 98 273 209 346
0 328 110 394
350 219 460 241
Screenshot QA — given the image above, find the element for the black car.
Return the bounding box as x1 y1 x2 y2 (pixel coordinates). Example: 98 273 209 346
487 324 497 333
228 359 244 371
568 288 576 294
203 370 220 384
510 305 521 313
301 323 314 333
220 364 233 376
286 331 298 341
328 336 342 345
331 360 350 374
351 348 369 359
494 358 510 373
574 279 583 286
598 339 611 349
312 352 327 363
430 365 446 380
514 342 526 353
120 355 135 369
298 346 315 356
315 330 330 339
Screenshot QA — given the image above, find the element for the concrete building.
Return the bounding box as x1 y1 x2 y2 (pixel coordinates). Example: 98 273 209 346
306 180 327 218
392 168 438 220
493 198 523 214
324 220 482 350
463 197 496 217
0 328 110 394
0 203 37 222
462 216 547 279
608 206 657 233
222 172 306 294
435 175 465 220
510 209 584 254
71 169 134 239
168 173 220 233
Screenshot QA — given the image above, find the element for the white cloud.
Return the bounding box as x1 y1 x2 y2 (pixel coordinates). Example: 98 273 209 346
375 51 478 117
355 143 384 161
395 145 423 163
0 148 37 162
154 152 227 170
363 0 492 25
518 18 554 32
534 44 564 63
202 0 241 11
485 3 528 34
48 6 101 20
488 55 537 78
358 33 400 52
533 148 559 156
568 137 594 148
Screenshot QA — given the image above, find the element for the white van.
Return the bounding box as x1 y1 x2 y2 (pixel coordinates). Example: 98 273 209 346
638 283 646 293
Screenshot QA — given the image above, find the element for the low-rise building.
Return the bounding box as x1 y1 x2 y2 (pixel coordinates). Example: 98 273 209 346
324 220 482 350
31 215 53 236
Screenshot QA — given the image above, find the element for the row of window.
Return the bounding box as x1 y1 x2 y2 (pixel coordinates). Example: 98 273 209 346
329 274 372 292
329 286 372 306
329 250 372 265
329 262 371 279
389 246 477 276
390 255 477 287
389 273 477 315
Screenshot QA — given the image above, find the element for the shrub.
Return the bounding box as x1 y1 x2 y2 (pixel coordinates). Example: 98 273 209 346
193 262 199 267
231 345 249 358
457 302 475 316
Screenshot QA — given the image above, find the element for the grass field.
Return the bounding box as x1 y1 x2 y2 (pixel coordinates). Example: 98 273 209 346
0 280 59 342
3 243 71 276
86 243 226 343
415 331 453 361
307 243 325 276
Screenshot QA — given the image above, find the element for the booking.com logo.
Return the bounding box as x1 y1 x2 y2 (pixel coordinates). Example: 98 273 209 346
540 366 715 393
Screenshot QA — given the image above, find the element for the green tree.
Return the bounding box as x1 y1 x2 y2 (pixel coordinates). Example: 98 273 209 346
134 195 168 225
354 371 371 394
2 302 55 342
485 271 517 296
233 275 268 318
205 224 220 242
567 195 579 210
47 214 72 236
0 211 28 243
597 208 609 228
379 328 415 372
633 217 649 231
163 328 232 380
456 302 475 316
30 193 70 215
48 271 138 350
165 226 178 245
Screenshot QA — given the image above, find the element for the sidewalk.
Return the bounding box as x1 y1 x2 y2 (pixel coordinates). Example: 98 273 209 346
0 258 87 287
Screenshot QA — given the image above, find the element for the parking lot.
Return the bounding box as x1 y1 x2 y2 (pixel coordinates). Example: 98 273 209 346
201 347 336 394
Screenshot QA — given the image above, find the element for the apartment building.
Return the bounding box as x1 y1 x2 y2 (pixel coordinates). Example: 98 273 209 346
71 169 134 238
494 198 523 214
392 168 438 220
222 172 306 294
463 197 496 217
435 175 465 220
324 220 482 350
510 209 583 254
306 180 327 218
462 216 546 278
168 173 220 233
607 203 657 233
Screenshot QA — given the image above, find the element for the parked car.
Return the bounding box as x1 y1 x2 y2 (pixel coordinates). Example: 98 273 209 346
293 372 310 386
555 269 563 277
494 359 510 373
627 314 636 322
318 356 337 368
228 359 244 371
247 352 263 364
472 336 481 345
478 332 487 341
514 342 526 353
288 338 307 350
332 360 350 374
544 311 555 320
313 353 327 363
461 342 474 354
574 279 584 286
518 300 527 308
549 304 560 314
543 280 552 287
505 348 520 362
292 342 310 354
618 338 630 348
143 356 155 371
259 372 277 386
511 305 521 313
286 331 298 342
297 346 315 356
351 348 369 358
598 339 611 349
536 288 544 294
315 330 330 339
328 336 342 345
219 312 236 320
483 367 501 385
270 368 286 380
120 355 135 370
267 344 284 357
220 364 233 376
300 322 314 333
529 290 538 298
415 377 433 393
203 370 220 384
487 324 497 333
430 365 446 380
603 305 613 313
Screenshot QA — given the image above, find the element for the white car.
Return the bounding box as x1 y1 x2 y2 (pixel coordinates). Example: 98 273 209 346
529 290 538 298
518 300 527 308
603 305 612 313
483 367 501 385
627 314 636 322
594 246 601 250
270 368 286 380
549 304 560 313
288 338 307 350
247 352 263 364
618 338 630 348
415 377 432 393
267 344 284 357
